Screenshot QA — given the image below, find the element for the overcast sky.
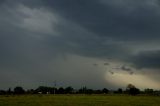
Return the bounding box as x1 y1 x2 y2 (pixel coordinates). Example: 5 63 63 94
0 0 160 90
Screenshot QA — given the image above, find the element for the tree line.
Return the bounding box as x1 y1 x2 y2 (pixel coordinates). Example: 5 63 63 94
0 84 160 96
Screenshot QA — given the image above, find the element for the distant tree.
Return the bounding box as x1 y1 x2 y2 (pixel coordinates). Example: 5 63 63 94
35 86 56 94
126 84 135 90
35 86 47 94
65 86 74 94
144 88 154 95
79 86 87 94
126 84 140 95
14 86 25 94
102 88 109 94
129 88 140 95
58 87 65 94
7 88 12 94
94 90 102 94
86 89 94 94
78 87 95 94
26 89 35 94
0 90 6 95
114 88 123 94
117 88 123 94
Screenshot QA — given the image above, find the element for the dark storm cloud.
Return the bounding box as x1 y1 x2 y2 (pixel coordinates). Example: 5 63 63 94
132 50 160 69
121 65 132 72
129 72 134 75
0 0 160 89
38 0 160 64
104 63 110 66
42 0 160 41
93 63 98 66
120 65 134 75
109 71 114 75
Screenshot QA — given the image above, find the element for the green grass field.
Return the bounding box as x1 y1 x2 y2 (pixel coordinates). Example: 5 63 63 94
0 95 160 106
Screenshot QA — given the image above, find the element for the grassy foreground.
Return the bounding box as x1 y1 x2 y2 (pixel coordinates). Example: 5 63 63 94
0 95 160 106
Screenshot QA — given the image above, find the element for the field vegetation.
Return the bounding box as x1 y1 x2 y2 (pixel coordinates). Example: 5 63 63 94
0 94 160 106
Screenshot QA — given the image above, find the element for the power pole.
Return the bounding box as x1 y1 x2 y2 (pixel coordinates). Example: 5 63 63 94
54 80 57 94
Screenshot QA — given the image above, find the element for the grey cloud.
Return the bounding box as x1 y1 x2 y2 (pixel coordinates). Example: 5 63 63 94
42 0 160 41
109 71 114 75
121 65 134 75
93 63 98 66
0 1 116 89
129 72 134 75
104 63 110 66
0 0 160 89
121 65 132 72
112 65 134 75
132 50 160 69
112 67 121 70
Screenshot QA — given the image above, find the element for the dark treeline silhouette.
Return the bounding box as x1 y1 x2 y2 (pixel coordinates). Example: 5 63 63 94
125 84 140 96
0 84 160 96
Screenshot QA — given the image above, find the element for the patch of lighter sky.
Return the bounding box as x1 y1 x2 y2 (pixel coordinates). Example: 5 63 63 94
16 4 59 36
99 61 160 90
105 71 160 90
